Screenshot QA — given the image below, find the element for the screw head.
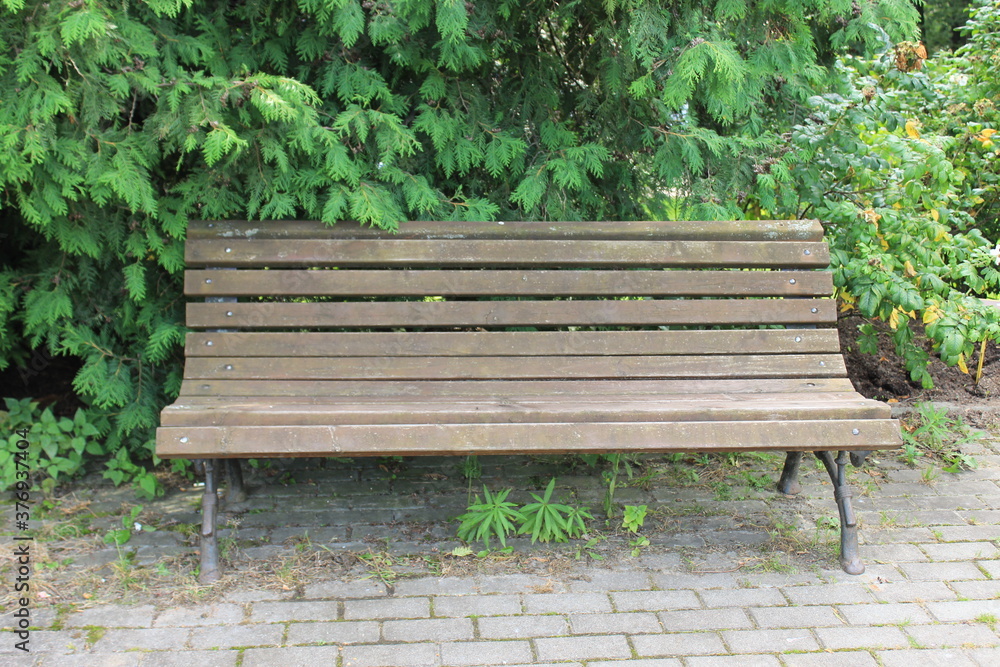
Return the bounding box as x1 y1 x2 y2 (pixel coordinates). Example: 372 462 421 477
206 341 214 346
205 278 213 284
852 429 860 435
225 365 233 370
811 308 818 313
225 247 232 253
804 249 812 255
795 336 802 342
180 437 189 443
789 279 796 284
226 311 233 317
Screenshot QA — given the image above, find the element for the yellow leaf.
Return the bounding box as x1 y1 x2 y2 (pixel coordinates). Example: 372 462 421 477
922 305 941 324
980 128 997 139
957 353 969 374
934 227 949 242
904 260 917 277
889 308 901 330
930 209 939 222
879 235 889 251
905 119 921 139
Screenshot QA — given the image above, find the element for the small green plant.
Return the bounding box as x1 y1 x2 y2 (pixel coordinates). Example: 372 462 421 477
573 536 605 561
622 504 650 556
0 398 107 494
456 486 524 548
921 465 940 484
518 478 591 543
901 403 983 472
103 505 154 547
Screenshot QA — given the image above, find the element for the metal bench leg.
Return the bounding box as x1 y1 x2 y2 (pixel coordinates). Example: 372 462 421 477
200 459 222 584
225 459 247 505
777 451 803 495
815 451 864 575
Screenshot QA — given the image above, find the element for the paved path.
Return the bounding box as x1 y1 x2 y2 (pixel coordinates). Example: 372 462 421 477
4 412 1000 666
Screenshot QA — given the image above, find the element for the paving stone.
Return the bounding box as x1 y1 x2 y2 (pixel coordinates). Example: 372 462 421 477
535 634 631 661
926 599 1000 622
921 542 1000 561
868 580 957 603
631 632 726 657
39 654 139 666
566 569 654 592
877 648 978 666
241 646 340 667
782 583 875 605
65 605 156 629
978 560 1000 578
588 660 680 667
344 597 430 620
781 651 878 666
684 655 781 666
477 615 568 639
342 643 441 667
651 572 740 590
394 577 479 597
220 588 287 603
285 621 380 645
721 628 819 653
524 592 611 614
569 611 661 635
93 627 190 652
934 526 1000 542
249 600 338 623
863 543 930 562
905 623 1000 648
302 579 388 600
951 580 1000 600
698 587 786 609
437 640 532 666
899 562 988 581
139 650 240 666
611 590 700 612
383 618 474 642
153 604 245 627
431 594 522 618
968 646 1000 666
188 624 283 649
658 608 752 632
27 629 86 653
475 574 569 594
837 602 931 625
814 625 909 650
749 605 842 628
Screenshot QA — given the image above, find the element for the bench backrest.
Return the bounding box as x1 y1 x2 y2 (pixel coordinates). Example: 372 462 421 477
179 219 847 398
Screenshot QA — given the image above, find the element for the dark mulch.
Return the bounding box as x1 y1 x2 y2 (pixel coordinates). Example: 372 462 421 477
838 312 999 406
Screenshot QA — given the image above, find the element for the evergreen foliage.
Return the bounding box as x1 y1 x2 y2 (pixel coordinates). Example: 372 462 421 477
1 1 920 490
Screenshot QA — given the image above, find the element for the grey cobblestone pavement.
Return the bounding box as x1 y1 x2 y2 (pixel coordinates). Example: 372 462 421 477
3 410 1000 665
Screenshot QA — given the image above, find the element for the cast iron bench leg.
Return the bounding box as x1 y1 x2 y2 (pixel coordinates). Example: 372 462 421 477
225 459 247 505
815 450 864 575
777 451 803 495
200 458 222 584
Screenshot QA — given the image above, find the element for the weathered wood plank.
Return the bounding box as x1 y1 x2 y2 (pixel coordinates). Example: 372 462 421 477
156 419 903 458
183 354 847 381
185 239 830 268
175 377 860 398
160 394 891 427
185 329 842 358
187 219 826 242
186 299 836 329
185 269 833 298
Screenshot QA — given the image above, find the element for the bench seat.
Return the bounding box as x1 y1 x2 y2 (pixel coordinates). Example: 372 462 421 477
156 219 902 581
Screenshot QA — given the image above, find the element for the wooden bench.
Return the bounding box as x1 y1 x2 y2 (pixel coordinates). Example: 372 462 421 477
156 219 902 582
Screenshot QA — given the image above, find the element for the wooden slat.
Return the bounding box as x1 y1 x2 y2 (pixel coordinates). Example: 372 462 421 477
183 354 847 381
185 269 833 298
186 299 836 329
156 419 903 458
160 394 891 427
185 329 843 358
185 239 830 268
175 378 861 398
187 219 826 242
